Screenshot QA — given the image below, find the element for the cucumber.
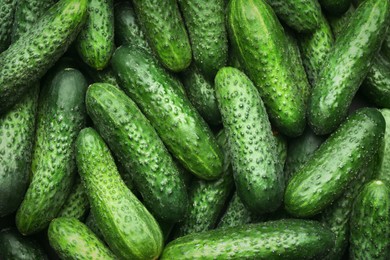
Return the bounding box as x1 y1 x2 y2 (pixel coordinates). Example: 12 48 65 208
274 132 288 168
319 0 352 15
79 63 120 89
85 213 104 241
132 0 192 72
376 109 390 184
111 46 223 180
382 32 390 60
86 83 188 223
48 217 115 260
76 127 163 259
161 219 335 259
0 228 48 260
227 0 306 137
308 0 390 135
181 65 221 126
0 0 87 114
285 108 385 217
178 0 227 78
350 180 390 259
0 0 16 52
327 4 355 38
76 0 114 70
16 67 88 235
215 67 284 214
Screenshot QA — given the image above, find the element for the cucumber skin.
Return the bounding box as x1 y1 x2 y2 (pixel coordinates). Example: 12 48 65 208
85 213 104 241
76 0 114 70
178 0 227 78
86 83 188 223
350 180 390 259
227 0 306 137
308 0 390 135
217 192 255 228
16 68 88 235
285 108 385 217
327 5 355 38
215 67 284 214
319 0 352 15
376 109 390 184
0 0 16 52
132 0 192 72
76 128 163 260
111 46 223 181
0 0 88 114
161 219 335 260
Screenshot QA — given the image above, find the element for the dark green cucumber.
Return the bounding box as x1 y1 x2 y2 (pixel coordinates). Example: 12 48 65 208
76 0 114 70
327 4 355 38
86 83 188 223
298 14 334 85
319 0 352 15
0 0 16 52
48 217 115 260
132 0 192 72
57 176 89 221
181 65 221 126
274 132 288 168
308 0 390 135
0 228 48 260
162 219 335 259
172 130 234 238
0 0 87 114
85 212 104 241
227 0 306 137
285 108 385 217
376 109 390 184
350 180 390 259
215 67 284 214
16 67 88 235
178 0 227 78
111 46 223 180
76 128 163 259
381 32 390 60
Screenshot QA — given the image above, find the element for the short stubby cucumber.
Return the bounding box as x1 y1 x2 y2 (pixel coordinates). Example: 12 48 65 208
111 46 223 180
215 67 284 214
308 0 390 135
132 0 192 72
76 128 163 260
86 83 188 223
376 109 390 184
227 0 306 137
319 0 352 15
284 108 385 217
48 217 115 260
0 0 87 114
0 0 17 52
161 219 335 260
16 67 88 235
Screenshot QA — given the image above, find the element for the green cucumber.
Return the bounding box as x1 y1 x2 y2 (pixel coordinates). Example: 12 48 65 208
80 64 120 89
0 0 16 52
215 67 284 214
308 0 390 135
16 67 88 235
350 180 390 259
0 228 48 260
285 108 385 217
327 5 355 38
86 83 188 223
227 0 306 136
274 132 288 168
0 0 87 114
376 109 390 184
76 127 163 259
48 217 115 260
319 0 352 15
132 0 192 72
381 32 390 60
161 219 335 259
76 0 114 70
178 0 227 78
111 46 223 180
85 212 104 241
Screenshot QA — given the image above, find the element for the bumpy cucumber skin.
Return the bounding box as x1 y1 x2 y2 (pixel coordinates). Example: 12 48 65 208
285 108 385 217
350 180 390 259
16 68 88 235
111 46 223 180
0 228 48 260
308 0 390 135
181 65 221 126
266 0 322 33
76 0 114 70
215 67 284 214
376 109 390 184
227 0 306 137
178 0 227 78
319 0 352 15
132 0 192 72
0 0 87 114
86 83 188 223
298 14 334 85
76 128 163 260
0 0 16 52
162 219 334 260
217 192 255 228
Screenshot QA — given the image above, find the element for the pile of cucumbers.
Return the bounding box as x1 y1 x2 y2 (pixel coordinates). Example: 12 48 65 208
1 0 390 259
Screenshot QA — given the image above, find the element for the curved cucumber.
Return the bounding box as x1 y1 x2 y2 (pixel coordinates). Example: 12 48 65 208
319 0 352 15
0 0 16 52
285 108 385 217
111 46 223 180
